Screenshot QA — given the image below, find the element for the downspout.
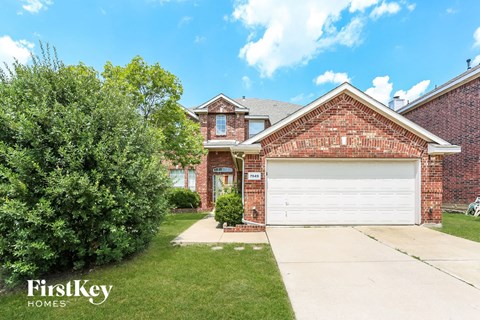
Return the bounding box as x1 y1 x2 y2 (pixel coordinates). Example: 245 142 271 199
232 152 265 226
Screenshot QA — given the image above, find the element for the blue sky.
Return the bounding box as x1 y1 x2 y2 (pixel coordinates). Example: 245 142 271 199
1 0 480 108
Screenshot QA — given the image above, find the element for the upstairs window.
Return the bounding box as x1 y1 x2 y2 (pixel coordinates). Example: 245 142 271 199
249 120 265 138
216 115 226 135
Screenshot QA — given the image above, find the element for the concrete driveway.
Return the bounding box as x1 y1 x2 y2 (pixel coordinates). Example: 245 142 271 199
357 226 480 289
267 227 480 320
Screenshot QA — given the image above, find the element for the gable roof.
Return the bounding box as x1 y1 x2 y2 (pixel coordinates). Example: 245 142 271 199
242 82 456 149
194 93 248 111
179 104 199 121
398 64 480 114
233 98 303 124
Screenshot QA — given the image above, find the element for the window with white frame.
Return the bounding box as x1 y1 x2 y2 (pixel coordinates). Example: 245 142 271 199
216 115 227 135
249 120 265 138
169 169 185 188
188 170 196 191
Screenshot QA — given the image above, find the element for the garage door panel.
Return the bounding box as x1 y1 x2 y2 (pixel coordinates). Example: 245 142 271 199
266 160 418 225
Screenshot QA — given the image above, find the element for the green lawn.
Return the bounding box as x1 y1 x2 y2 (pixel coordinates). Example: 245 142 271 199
0 213 293 320
439 212 480 243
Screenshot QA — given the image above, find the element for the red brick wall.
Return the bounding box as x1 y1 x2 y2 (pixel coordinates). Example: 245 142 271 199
243 93 444 224
402 78 480 206
196 153 208 209
197 151 236 209
201 98 246 141
195 97 262 210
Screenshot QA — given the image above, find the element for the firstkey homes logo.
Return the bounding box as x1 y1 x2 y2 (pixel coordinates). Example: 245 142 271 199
27 279 113 307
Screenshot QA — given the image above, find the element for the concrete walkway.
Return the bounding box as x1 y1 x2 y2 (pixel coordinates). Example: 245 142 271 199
357 226 480 289
172 215 268 245
267 227 480 320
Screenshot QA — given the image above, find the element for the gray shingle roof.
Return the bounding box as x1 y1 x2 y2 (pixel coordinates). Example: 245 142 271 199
233 98 303 124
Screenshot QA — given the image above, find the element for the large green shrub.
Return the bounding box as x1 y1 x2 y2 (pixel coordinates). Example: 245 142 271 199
166 188 200 208
0 51 170 286
214 193 243 226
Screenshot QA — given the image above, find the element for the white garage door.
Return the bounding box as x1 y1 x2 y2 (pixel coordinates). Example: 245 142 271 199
266 160 419 225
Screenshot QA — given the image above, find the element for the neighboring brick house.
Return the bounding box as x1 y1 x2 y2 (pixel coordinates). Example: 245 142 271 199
172 83 460 228
398 65 480 209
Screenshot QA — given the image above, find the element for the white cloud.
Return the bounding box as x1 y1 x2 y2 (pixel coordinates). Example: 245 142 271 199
232 0 409 77
350 0 378 12
194 35 206 44
233 0 368 78
393 80 430 103
290 92 314 104
148 0 171 4
473 27 480 47
370 1 401 19
365 76 393 105
20 0 53 14
406 3 416 12
242 76 252 89
472 54 480 67
317 17 365 49
446 8 458 15
178 16 192 27
365 76 430 106
0 35 34 73
314 70 351 85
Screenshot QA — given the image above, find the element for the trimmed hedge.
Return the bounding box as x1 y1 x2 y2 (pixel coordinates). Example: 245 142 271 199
167 188 201 208
214 193 243 226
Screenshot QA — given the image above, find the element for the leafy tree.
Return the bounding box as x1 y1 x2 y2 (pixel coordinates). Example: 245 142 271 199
102 56 205 167
0 48 170 286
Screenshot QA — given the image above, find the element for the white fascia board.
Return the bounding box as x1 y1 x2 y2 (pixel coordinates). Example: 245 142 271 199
245 115 270 120
196 93 248 110
194 109 247 114
428 144 461 155
398 65 480 114
345 87 451 145
206 139 237 144
230 144 262 154
242 82 451 146
184 108 199 120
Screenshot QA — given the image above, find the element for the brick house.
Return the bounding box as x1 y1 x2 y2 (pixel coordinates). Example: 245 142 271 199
173 83 460 227
398 65 480 209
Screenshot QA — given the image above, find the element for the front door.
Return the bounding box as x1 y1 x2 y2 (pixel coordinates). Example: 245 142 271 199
213 174 234 202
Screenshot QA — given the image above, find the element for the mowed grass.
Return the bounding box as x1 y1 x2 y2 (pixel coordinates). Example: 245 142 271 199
0 213 293 320
439 212 480 243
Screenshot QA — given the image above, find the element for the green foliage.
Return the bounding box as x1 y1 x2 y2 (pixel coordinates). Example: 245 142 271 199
0 214 294 320
102 56 206 167
440 213 480 243
0 47 170 286
166 188 201 209
214 193 243 226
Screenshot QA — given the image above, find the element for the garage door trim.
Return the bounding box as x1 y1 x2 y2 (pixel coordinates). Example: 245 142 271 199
265 158 421 225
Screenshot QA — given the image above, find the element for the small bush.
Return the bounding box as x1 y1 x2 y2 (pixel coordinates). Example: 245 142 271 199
167 188 201 208
214 193 243 226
